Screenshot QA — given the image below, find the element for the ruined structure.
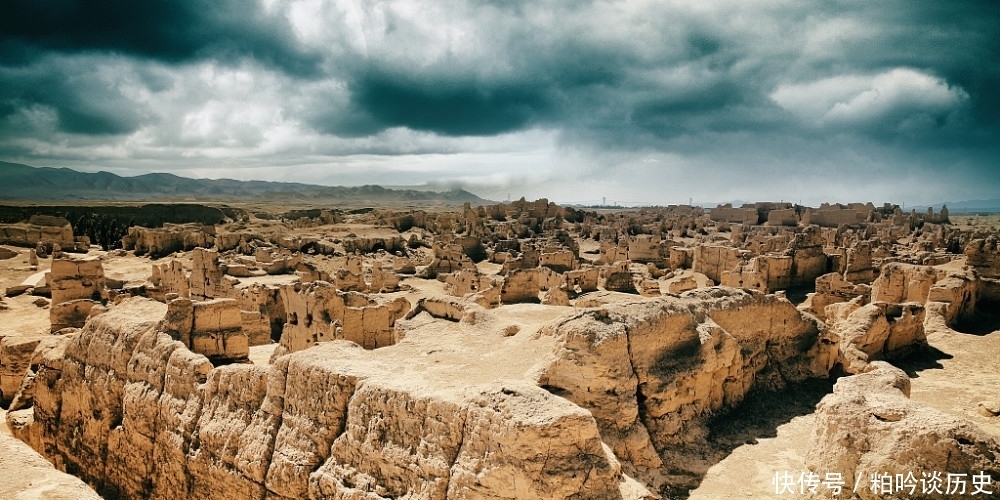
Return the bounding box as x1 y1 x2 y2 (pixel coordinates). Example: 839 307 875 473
47 256 106 332
2 197 1000 498
0 215 76 249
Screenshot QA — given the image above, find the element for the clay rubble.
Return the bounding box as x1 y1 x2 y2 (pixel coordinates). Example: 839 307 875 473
0 199 999 499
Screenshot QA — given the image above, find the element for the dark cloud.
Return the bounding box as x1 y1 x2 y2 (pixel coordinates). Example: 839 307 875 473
0 0 998 204
0 57 147 135
824 2 1000 134
0 0 320 75
326 69 549 137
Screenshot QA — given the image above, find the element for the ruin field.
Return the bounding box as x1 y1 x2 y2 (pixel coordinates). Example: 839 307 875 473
2 200 999 499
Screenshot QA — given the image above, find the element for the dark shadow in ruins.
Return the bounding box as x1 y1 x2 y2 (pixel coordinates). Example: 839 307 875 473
706 377 835 448
654 377 838 498
891 345 954 378
782 284 815 306
951 300 1000 336
663 377 839 498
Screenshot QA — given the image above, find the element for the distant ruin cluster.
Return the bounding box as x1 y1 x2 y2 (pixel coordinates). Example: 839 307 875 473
1 198 999 499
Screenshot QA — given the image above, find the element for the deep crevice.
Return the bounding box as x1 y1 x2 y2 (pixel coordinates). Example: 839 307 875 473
260 365 289 498
442 405 470 498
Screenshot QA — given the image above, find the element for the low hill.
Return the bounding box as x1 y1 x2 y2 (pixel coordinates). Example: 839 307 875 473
0 161 490 205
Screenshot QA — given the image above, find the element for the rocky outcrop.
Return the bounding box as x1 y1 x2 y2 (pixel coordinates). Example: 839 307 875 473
48 256 106 332
805 362 1000 499
831 302 926 374
538 287 837 489
277 282 410 354
0 215 76 249
6 297 646 500
163 298 250 364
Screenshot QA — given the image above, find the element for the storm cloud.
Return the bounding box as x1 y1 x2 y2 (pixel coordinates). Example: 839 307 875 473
1 0 998 205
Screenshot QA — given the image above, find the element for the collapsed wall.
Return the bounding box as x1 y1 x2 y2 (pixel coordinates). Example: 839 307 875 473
277 282 411 355
0 215 76 249
48 255 107 332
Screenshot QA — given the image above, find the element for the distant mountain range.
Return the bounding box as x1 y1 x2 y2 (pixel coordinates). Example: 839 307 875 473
0 161 491 205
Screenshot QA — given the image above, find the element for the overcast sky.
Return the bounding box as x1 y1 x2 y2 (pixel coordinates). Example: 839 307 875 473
2 0 998 205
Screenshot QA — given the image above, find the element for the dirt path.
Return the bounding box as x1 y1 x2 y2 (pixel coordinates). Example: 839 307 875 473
688 323 1000 500
1 409 104 499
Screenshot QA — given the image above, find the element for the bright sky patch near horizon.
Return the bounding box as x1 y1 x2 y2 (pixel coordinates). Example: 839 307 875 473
1 0 998 206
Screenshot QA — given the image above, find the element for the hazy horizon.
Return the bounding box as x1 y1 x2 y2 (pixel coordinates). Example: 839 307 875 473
2 1 998 206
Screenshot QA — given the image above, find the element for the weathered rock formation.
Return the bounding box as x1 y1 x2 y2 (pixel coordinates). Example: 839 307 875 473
277 282 410 354
6 298 650 499
163 297 250 364
0 335 67 407
805 362 1000 499
0 215 76 249
48 256 106 332
536 287 837 489
831 302 927 374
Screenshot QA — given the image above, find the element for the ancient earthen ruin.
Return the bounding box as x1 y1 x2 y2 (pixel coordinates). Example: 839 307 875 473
1 199 999 499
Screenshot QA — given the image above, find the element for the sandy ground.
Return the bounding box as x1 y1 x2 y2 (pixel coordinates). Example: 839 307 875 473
689 416 816 499
2 246 153 337
0 246 50 293
688 323 1000 500
0 409 103 499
